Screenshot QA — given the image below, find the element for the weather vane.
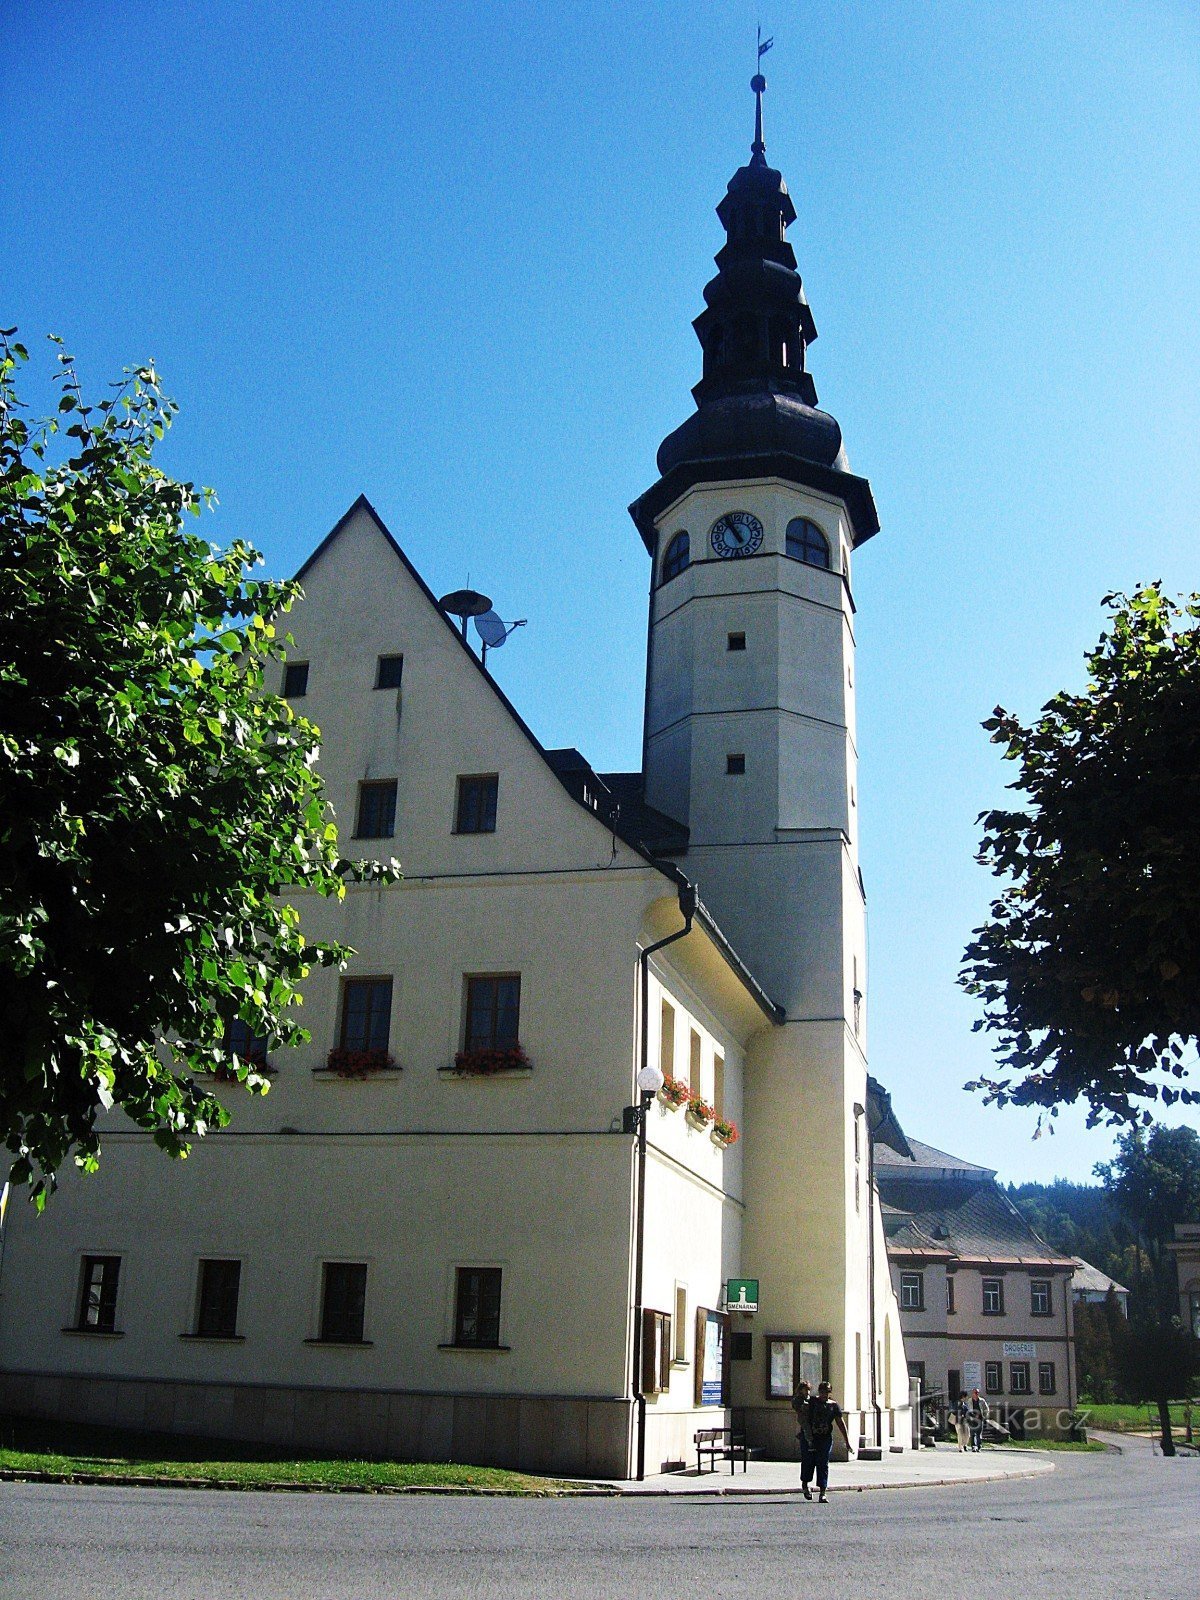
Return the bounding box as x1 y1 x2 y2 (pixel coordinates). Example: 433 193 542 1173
752 25 773 161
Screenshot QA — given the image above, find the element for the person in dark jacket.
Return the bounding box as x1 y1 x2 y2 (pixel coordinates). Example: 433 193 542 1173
807 1380 853 1502
791 1379 815 1496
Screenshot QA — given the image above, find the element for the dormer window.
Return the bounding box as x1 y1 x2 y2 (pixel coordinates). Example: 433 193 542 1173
786 517 831 570
662 531 690 583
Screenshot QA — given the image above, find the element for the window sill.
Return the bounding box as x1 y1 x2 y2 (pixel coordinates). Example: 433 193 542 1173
179 1333 246 1343
437 1342 512 1353
61 1327 124 1338
351 835 397 843
312 1067 403 1081
1030 1311 1054 1318
303 1338 374 1348
438 1066 532 1081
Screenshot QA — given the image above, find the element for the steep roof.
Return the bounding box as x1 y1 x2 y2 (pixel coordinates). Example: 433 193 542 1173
1071 1257 1130 1296
874 1136 995 1180
878 1134 1072 1268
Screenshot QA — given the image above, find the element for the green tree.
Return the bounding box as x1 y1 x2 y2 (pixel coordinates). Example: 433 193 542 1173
1115 1316 1199 1456
961 586 1200 1127
1095 1124 1200 1317
0 334 393 1204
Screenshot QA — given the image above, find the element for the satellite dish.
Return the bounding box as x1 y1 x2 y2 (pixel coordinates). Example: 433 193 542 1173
474 610 507 649
438 588 492 639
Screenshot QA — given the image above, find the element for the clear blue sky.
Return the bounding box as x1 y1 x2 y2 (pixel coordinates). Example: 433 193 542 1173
6 0 1199 1183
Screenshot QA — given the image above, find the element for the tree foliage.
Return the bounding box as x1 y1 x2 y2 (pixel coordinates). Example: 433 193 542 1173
1095 1123 1200 1318
962 586 1200 1126
0 334 393 1204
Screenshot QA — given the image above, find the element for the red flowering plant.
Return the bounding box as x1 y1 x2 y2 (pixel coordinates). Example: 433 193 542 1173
326 1047 395 1079
685 1093 715 1126
712 1116 740 1146
659 1073 690 1108
453 1043 531 1076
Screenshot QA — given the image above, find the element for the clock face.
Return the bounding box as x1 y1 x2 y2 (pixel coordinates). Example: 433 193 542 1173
709 511 764 559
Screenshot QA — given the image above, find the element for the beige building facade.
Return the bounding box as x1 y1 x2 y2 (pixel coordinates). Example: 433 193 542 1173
878 1139 1078 1438
0 82 912 1476
1167 1223 1200 1339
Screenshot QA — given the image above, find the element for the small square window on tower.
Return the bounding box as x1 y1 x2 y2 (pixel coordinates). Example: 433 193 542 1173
727 632 746 652
726 754 746 776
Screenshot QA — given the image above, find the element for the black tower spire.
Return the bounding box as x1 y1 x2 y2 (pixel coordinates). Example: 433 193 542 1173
630 71 879 548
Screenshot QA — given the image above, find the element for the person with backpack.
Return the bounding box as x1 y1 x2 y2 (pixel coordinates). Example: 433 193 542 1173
806 1380 853 1502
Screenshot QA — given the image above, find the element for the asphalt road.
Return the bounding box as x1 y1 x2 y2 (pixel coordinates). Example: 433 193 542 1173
1 1453 1195 1600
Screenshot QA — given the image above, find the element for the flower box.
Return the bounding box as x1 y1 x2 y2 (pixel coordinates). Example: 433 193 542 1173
325 1047 396 1079
712 1118 740 1147
685 1094 715 1130
658 1073 690 1110
453 1043 531 1077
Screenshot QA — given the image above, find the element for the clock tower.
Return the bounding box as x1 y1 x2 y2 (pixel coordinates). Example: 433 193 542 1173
630 73 898 1444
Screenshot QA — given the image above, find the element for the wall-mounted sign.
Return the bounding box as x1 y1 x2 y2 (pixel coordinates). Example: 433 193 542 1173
726 1278 759 1313
1003 1341 1037 1359
700 1311 727 1405
766 1335 829 1399
962 1361 983 1392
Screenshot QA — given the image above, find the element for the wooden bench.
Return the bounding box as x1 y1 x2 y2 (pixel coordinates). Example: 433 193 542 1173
694 1426 748 1475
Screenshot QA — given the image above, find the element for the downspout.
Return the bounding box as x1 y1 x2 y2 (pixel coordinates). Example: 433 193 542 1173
1063 1267 1074 1418
632 879 698 1482
866 1120 882 1450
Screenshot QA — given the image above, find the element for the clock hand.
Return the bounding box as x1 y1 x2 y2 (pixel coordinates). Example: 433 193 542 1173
729 523 746 546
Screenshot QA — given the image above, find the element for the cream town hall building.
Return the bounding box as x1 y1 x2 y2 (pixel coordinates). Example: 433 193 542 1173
0 81 913 1478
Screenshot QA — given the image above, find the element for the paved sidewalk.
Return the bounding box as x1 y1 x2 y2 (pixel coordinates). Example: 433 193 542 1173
593 1444 1055 1496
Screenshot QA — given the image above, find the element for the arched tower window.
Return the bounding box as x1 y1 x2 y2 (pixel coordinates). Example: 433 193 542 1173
661 530 690 583
786 517 831 570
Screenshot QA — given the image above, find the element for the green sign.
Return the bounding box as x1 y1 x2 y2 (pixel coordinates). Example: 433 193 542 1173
726 1278 759 1313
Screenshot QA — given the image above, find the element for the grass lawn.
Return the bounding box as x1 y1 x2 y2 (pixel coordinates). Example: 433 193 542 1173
0 1417 578 1494
1079 1402 1195 1434
1000 1439 1107 1452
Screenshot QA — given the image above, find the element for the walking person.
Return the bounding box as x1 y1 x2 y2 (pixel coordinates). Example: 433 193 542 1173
966 1387 989 1453
953 1395 970 1451
808 1380 853 1502
792 1378 815 1498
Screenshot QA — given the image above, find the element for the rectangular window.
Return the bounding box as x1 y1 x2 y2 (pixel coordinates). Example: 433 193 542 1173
659 1000 675 1082
766 1334 829 1400
464 974 520 1053
282 661 309 698
642 1308 673 1394
1010 1361 1031 1395
455 774 498 834
1031 1278 1052 1316
376 653 404 689
688 1028 702 1094
713 1053 725 1118
908 1359 926 1389
985 1360 1003 1395
726 753 746 776
673 1283 688 1361
196 1259 241 1339
1038 1361 1057 1395
224 1017 268 1065
340 978 393 1053
355 780 397 839
982 1277 1005 1315
454 1266 502 1348
320 1262 367 1343
946 1274 956 1315
727 631 746 652
900 1271 925 1311
77 1255 120 1332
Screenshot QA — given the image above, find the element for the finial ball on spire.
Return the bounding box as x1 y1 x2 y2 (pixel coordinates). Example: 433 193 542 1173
751 73 766 93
